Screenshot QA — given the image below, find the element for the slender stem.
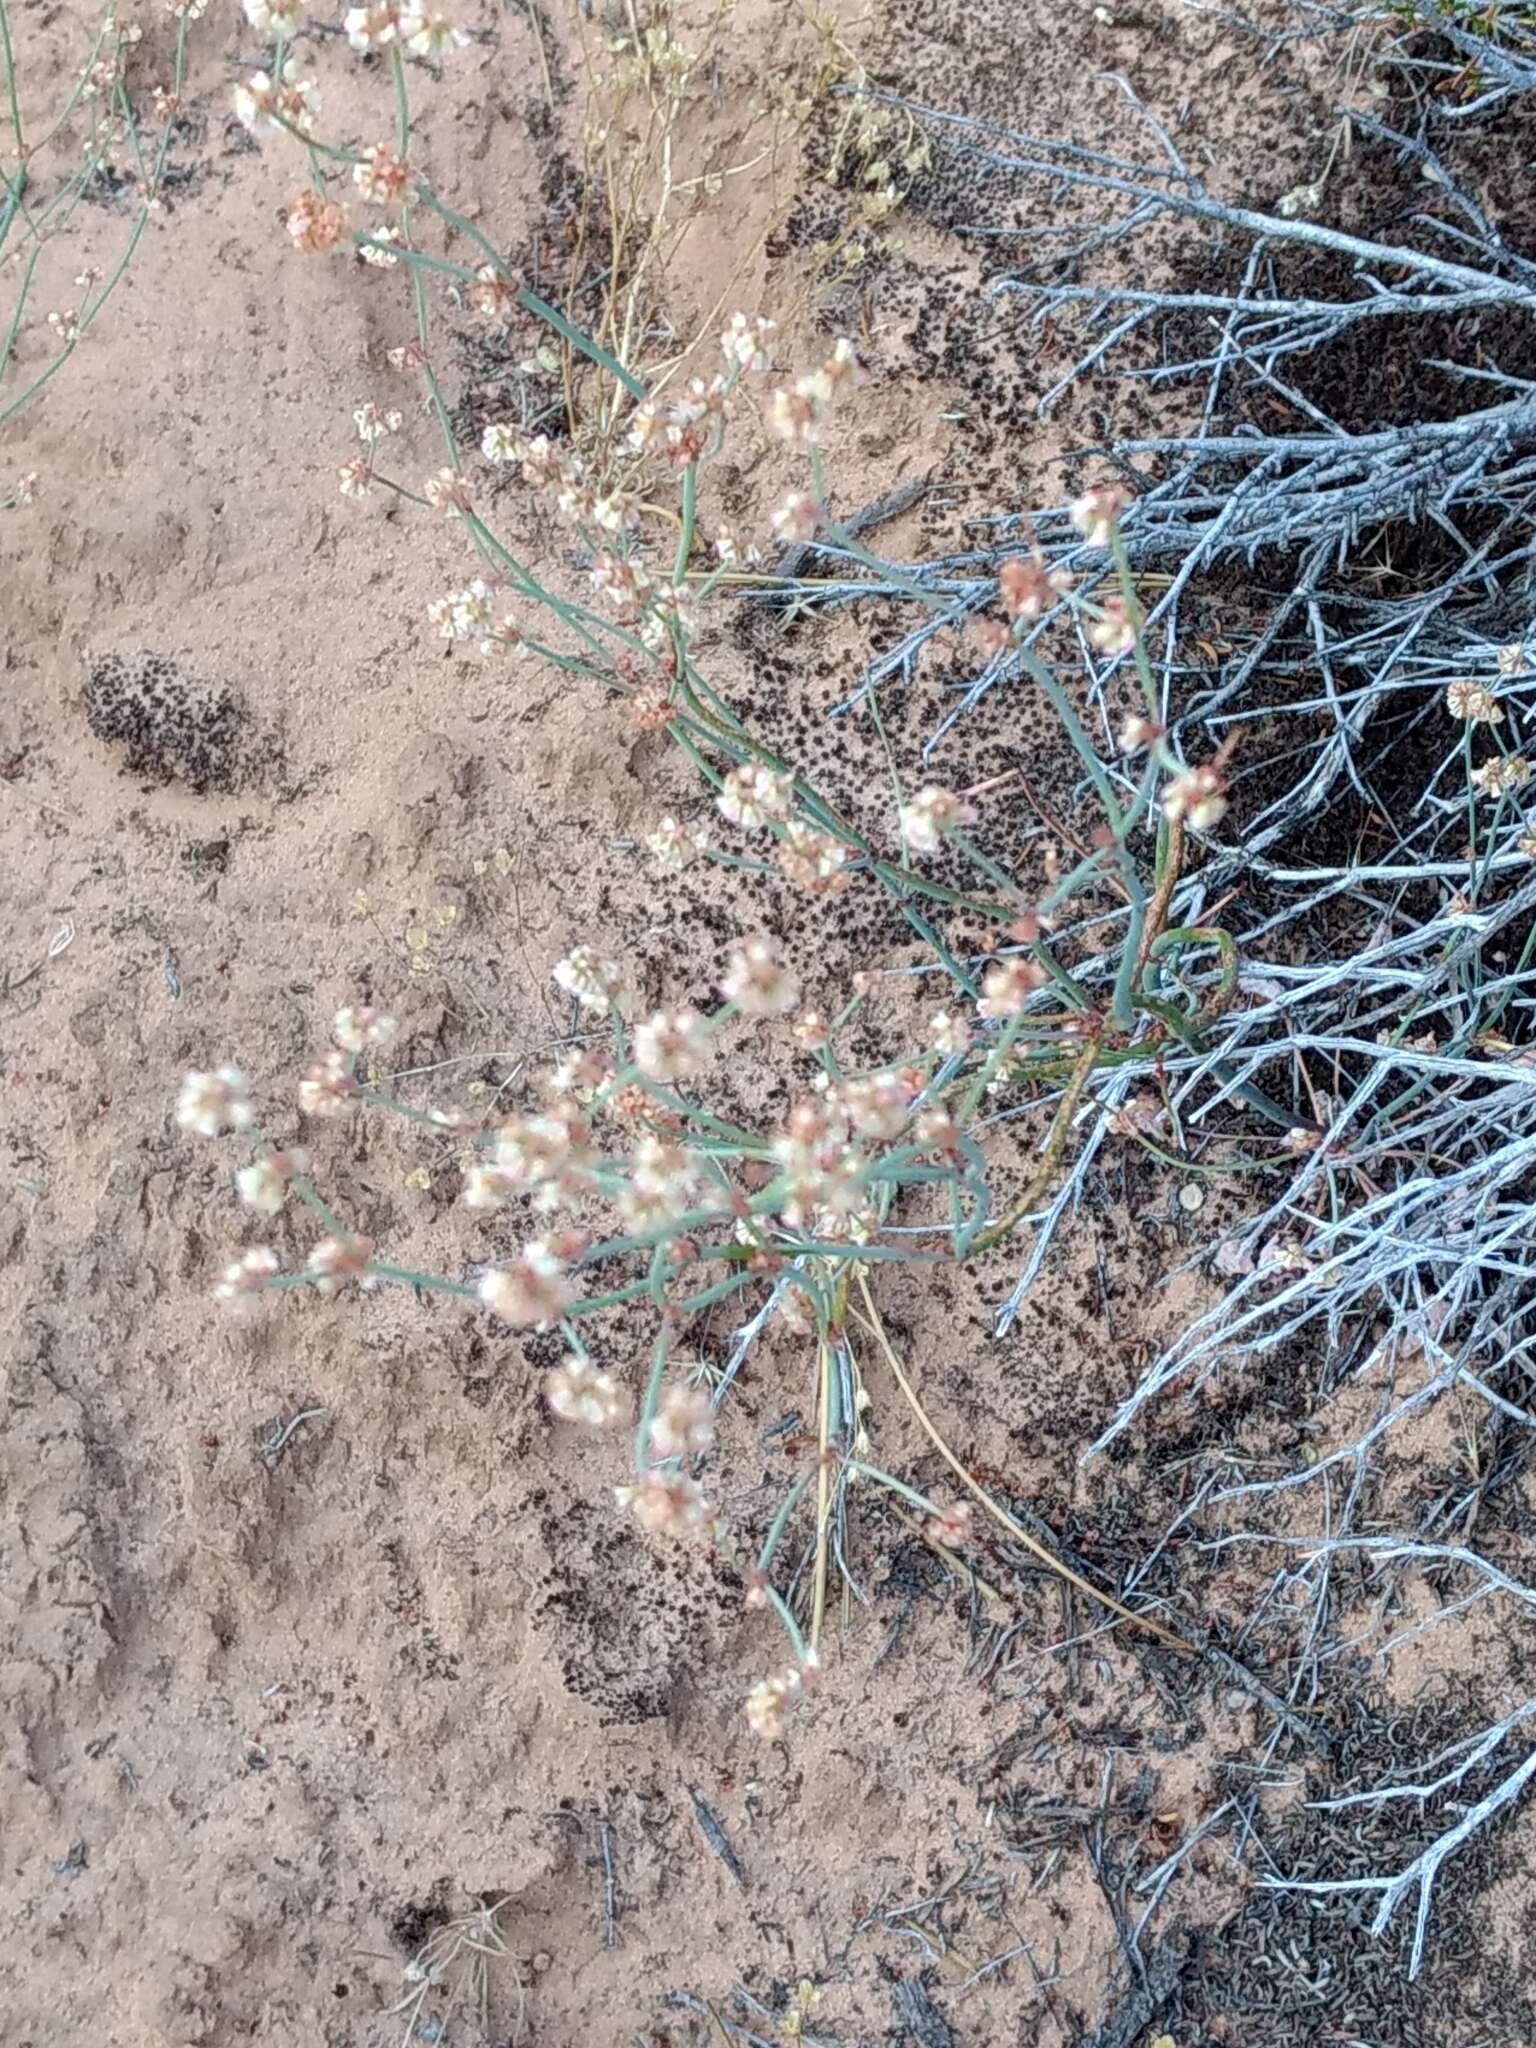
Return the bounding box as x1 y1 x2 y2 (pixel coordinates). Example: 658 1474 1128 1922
407 182 648 398
366 1261 480 1298
673 460 698 586
958 1013 1024 1123
853 1275 1191 1652
389 44 409 156
765 1586 808 1665
1014 640 1126 836
810 1337 832 1651
758 1474 812 1572
0 0 27 157
634 1327 670 1474
1108 526 1161 720
848 1460 945 1518
969 1033 1099 1254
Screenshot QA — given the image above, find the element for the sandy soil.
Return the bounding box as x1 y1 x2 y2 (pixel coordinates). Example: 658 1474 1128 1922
5 1 1536 2044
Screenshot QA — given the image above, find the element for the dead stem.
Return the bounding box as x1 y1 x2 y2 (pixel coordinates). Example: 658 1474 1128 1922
853 1274 1191 1655
1133 811 1184 984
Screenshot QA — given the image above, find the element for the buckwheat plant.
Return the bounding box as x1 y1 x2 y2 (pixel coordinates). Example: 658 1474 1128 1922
1 0 193 499
202 0 1321 1729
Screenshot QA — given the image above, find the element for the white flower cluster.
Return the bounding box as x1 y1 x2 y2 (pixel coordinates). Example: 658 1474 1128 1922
343 0 468 55
764 338 857 447
425 580 530 658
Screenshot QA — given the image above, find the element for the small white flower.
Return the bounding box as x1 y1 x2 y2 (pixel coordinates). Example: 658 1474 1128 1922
235 1149 308 1215
242 0 304 33
615 1470 711 1535
333 1005 397 1053
645 583 698 645
546 1357 627 1427
1471 755 1530 798
214 1246 281 1310
822 336 858 387
358 224 403 267
399 5 468 54
792 1010 829 1052
840 1073 913 1141
720 938 798 1016
298 1048 356 1118
770 491 819 544
466 264 519 323
351 143 409 206
482 617 531 659
929 1010 972 1058
306 1233 376 1294
480 421 520 464
423 468 475 516
745 1675 788 1739
454 582 495 636
744 1654 817 1738
719 311 776 372
1446 679 1503 723
1069 485 1128 547
633 1007 711 1083
648 1382 714 1458
620 1137 706 1228
344 1 398 50
1118 714 1162 754
1162 763 1229 830
978 958 1046 1020
460 1163 513 1210
231 78 266 132
592 492 637 535
589 553 649 607
232 58 318 135
479 1240 572 1327
352 402 401 445
646 816 707 872
546 1048 610 1099
775 822 850 894
1088 598 1135 657
713 525 763 568
624 399 664 453
177 1066 253 1138
898 786 976 855
717 763 794 830
552 946 622 1015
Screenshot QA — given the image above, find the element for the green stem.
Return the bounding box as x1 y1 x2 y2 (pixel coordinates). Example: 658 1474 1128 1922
1012 641 1126 837
1108 526 1160 721
0 0 23 157
765 1586 809 1665
406 183 647 398
389 43 410 156
758 1474 812 1572
848 1460 945 1520
634 1326 671 1474
366 1261 481 1298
